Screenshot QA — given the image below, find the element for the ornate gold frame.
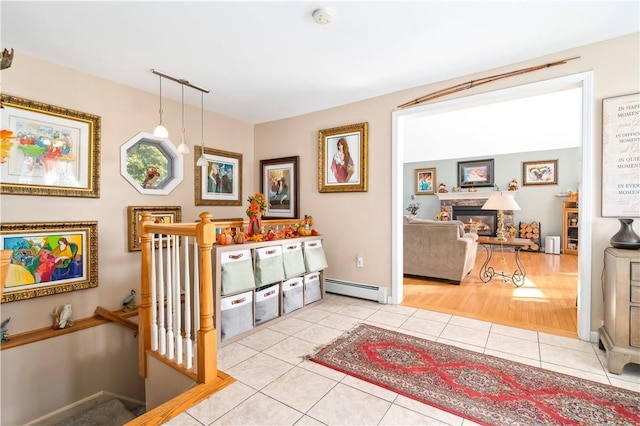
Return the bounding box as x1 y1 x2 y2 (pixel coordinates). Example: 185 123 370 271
0 94 101 198
194 146 243 206
1 221 98 303
127 206 182 252
318 122 368 193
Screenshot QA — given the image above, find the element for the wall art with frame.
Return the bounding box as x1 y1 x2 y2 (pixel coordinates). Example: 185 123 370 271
318 122 368 193
0 94 101 198
457 159 494 188
260 156 299 219
602 92 640 217
194 146 243 206
522 159 558 186
127 206 182 252
414 167 436 195
1 221 98 303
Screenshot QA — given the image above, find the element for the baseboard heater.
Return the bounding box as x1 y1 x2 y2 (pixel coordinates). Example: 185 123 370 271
324 278 388 304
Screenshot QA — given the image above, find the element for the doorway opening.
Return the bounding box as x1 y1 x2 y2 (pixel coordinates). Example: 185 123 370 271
392 72 594 341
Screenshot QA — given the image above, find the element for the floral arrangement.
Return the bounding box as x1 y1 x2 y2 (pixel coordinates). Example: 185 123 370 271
246 193 268 219
405 203 420 215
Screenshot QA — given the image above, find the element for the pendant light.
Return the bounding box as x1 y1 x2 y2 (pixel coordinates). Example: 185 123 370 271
176 84 190 154
153 74 169 138
196 91 208 167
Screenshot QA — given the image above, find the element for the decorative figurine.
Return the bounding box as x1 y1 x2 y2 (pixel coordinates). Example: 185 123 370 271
53 304 73 329
451 186 460 192
122 289 137 312
508 178 519 191
1 317 10 343
438 183 449 193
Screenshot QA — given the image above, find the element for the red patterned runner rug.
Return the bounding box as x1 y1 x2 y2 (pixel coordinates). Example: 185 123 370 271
308 323 640 426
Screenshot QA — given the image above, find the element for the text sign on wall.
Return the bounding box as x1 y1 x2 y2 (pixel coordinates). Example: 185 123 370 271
602 93 640 217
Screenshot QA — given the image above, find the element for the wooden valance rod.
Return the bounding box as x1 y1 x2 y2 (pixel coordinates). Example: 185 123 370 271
397 56 580 109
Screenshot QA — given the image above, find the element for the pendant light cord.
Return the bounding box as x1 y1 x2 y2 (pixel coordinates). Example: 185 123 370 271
181 85 185 142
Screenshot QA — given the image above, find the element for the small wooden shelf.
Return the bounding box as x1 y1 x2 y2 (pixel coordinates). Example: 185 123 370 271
1 308 138 351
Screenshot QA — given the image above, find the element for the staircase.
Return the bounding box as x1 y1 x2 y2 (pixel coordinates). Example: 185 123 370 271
54 399 144 426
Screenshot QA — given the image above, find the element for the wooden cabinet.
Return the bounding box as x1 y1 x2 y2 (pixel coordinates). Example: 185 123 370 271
211 237 326 345
562 201 579 254
598 248 640 374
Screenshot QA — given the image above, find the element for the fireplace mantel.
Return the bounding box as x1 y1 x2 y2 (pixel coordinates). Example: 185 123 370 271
437 191 519 201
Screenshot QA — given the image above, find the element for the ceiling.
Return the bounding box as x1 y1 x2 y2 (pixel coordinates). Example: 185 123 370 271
1 1 638 124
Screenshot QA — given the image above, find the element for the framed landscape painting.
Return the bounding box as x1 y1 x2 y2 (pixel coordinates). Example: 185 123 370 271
194 146 242 206
260 156 299 219
1 221 98 303
458 159 494 188
318 122 368 193
0 94 101 198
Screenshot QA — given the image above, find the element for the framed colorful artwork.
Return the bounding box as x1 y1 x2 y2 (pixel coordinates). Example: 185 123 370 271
602 92 640 217
0 94 101 198
414 167 437 195
318 122 368 193
260 156 300 219
127 206 182 252
457 159 494 188
1 221 98 303
522 159 558 186
194 146 243 206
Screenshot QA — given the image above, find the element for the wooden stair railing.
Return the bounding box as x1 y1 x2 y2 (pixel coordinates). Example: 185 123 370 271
95 306 138 334
138 211 217 385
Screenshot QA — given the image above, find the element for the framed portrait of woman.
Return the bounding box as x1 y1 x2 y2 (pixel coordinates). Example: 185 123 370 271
318 122 368 193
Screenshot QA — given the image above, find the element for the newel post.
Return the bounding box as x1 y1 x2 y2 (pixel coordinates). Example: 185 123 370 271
138 211 154 378
195 212 217 383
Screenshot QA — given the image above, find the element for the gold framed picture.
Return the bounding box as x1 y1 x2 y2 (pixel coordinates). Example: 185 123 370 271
194 146 242 206
1 221 98 303
127 206 182 252
318 122 368 193
414 167 437 195
0 94 101 198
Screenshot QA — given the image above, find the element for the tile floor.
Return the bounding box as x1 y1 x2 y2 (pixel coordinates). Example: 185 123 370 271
166 294 640 425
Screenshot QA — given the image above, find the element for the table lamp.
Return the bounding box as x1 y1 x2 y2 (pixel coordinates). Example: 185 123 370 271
482 192 521 241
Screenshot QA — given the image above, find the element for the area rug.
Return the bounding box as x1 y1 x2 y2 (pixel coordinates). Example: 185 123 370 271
308 323 640 426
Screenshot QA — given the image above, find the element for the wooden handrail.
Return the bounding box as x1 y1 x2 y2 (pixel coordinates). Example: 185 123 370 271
95 306 138 334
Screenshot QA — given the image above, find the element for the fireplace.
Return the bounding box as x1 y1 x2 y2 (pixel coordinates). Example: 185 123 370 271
452 206 497 237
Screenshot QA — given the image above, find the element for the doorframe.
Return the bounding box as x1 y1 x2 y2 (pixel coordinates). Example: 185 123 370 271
391 71 594 341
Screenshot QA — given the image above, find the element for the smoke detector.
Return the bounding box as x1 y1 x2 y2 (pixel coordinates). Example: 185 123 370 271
312 8 333 25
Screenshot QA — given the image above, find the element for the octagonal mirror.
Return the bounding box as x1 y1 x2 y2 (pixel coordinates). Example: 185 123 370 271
120 132 183 195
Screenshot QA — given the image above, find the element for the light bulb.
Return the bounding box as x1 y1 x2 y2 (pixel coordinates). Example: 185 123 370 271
177 142 190 154
196 155 208 167
153 125 168 138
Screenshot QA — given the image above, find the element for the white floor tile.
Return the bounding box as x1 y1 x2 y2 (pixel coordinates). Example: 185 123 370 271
380 303 418 316
341 374 398 402
540 362 610 385
336 304 378 319
293 308 333 323
293 323 345 345
365 310 410 327
538 332 594 352
263 335 319 365
217 342 259 371
237 327 288 351
485 333 540 360
448 315 492 332
399 316 447 337
489 323 538 342
411 309 452 324
214 392 303 425
261 366 337 412
539 343 605 375
436 337 484 353
298 359 347 382
226 352 295 390
440 324 489 348
268 316 314 335
379 403 451 425
306 383 391 425
162 412 203 425
393 395 464 426
185 381 256 424
294 414 326 425
483 349 541 368
316 312 362 331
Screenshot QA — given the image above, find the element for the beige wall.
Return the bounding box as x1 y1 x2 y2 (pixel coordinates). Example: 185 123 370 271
255 33 640 331
1 33 638 423
0 53 254 424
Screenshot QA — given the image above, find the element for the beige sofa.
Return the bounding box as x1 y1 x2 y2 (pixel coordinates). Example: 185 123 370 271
403 216 478 284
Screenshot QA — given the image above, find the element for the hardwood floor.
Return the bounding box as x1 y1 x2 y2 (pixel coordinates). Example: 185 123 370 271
402 250 579 338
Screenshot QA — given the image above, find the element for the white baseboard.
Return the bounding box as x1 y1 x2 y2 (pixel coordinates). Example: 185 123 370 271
25 391 145 426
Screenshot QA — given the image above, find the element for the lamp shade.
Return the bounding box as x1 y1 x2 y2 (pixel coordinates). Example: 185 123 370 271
482 192 521 211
